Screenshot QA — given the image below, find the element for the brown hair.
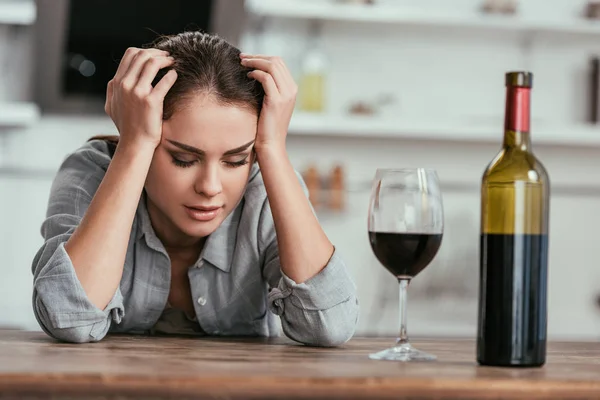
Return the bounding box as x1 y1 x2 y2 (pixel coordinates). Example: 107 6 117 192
89 31 264 147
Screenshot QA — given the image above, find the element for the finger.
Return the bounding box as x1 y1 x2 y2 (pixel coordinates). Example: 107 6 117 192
137 56 175 88
244 57 297 93
150 69 178 100
241 58 284 92
248 70 278 98
114 47 141 82
241 58 275 70
267 56 297 93
122 53 169 89
240 53 273 60
104 80 113 116
116 48 169 83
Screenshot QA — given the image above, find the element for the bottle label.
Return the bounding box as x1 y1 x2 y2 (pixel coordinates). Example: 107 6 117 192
505 87 530 133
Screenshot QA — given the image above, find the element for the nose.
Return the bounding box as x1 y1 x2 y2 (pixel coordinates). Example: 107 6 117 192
194 163 222 198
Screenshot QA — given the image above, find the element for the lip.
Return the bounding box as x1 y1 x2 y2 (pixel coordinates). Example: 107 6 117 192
186 205 221 211
184 205 222 222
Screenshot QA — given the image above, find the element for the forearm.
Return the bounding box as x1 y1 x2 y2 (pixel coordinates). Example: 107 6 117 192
256 145 333 283
65 141 155 309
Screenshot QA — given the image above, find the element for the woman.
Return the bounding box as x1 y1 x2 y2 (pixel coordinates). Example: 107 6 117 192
31 32 359 346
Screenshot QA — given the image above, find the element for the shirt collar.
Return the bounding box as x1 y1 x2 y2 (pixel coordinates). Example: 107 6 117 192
197 203 241 272
136 192 166 254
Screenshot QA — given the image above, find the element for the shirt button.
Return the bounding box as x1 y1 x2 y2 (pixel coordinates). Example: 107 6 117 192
197 296 207 306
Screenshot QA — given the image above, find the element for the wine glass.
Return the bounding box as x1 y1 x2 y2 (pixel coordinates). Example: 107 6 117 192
368 168 444 361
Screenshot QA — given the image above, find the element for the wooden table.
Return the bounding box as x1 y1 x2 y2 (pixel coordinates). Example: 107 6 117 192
1 330 600 399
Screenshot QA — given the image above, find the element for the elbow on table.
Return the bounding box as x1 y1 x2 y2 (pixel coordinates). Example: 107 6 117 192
33 297 109 344
313 324 356 348
295 298 360 348
43 325 102 344
35 312 105 343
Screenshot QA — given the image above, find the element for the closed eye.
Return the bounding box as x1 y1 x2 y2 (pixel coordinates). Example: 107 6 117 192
225 157 249 168
171 156 197 168
171 156 249 169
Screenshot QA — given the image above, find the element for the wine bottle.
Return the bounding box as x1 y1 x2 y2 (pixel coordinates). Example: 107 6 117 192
477 71 550 367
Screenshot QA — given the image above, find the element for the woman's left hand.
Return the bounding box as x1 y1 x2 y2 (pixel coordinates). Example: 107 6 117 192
240 53 297 152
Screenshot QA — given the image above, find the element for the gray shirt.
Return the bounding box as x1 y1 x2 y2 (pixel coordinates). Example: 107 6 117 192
31 140 359 346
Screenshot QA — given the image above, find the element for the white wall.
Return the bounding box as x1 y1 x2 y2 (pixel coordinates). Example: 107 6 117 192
2 0 600 340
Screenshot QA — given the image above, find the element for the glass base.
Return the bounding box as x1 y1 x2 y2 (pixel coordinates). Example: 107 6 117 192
369 342 436 362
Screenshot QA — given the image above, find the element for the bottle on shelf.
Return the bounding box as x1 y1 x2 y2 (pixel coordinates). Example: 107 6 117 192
477 71 550 368
298 22 327 113
328 164 346 212
481 0 517 14
589 56 600 123
303 164 322 209
586 1 600 19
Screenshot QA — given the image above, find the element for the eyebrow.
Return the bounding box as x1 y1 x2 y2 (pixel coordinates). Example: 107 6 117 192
166 139 255 156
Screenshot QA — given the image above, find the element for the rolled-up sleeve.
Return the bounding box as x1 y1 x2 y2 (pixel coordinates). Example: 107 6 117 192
264 245 359 347
258 171 359 347
31 142 124 343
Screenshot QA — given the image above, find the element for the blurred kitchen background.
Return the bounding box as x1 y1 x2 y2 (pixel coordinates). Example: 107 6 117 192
2 0 600 340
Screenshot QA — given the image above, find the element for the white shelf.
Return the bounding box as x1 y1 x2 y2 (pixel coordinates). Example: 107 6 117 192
246 0 600 36
0 1 36 25
288 112 600 147
0 102 40 127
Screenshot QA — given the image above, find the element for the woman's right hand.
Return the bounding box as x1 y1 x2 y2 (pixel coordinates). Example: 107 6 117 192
105 47 177 150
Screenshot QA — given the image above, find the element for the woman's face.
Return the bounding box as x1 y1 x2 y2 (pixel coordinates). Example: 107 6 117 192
144 94 257 246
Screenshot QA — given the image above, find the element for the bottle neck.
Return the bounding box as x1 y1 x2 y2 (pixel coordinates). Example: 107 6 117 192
503 86 531 151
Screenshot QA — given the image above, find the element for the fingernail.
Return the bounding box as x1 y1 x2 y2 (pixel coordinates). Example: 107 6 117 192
240 59 247 65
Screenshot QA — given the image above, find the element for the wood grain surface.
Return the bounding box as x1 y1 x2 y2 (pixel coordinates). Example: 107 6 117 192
1 330 600 399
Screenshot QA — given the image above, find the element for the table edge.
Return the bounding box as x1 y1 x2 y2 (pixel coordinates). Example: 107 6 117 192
2 374 600 399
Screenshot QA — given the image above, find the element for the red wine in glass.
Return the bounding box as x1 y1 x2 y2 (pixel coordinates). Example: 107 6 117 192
368 232 442 279
368 168 444 362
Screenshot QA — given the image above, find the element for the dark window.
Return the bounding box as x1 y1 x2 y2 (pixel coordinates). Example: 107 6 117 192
63 0 213 98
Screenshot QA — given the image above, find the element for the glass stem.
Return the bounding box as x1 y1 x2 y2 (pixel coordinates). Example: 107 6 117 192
397 279 409 345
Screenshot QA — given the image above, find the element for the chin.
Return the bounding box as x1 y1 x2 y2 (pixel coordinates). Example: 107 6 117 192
178 216 224 238
180 222 220 238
